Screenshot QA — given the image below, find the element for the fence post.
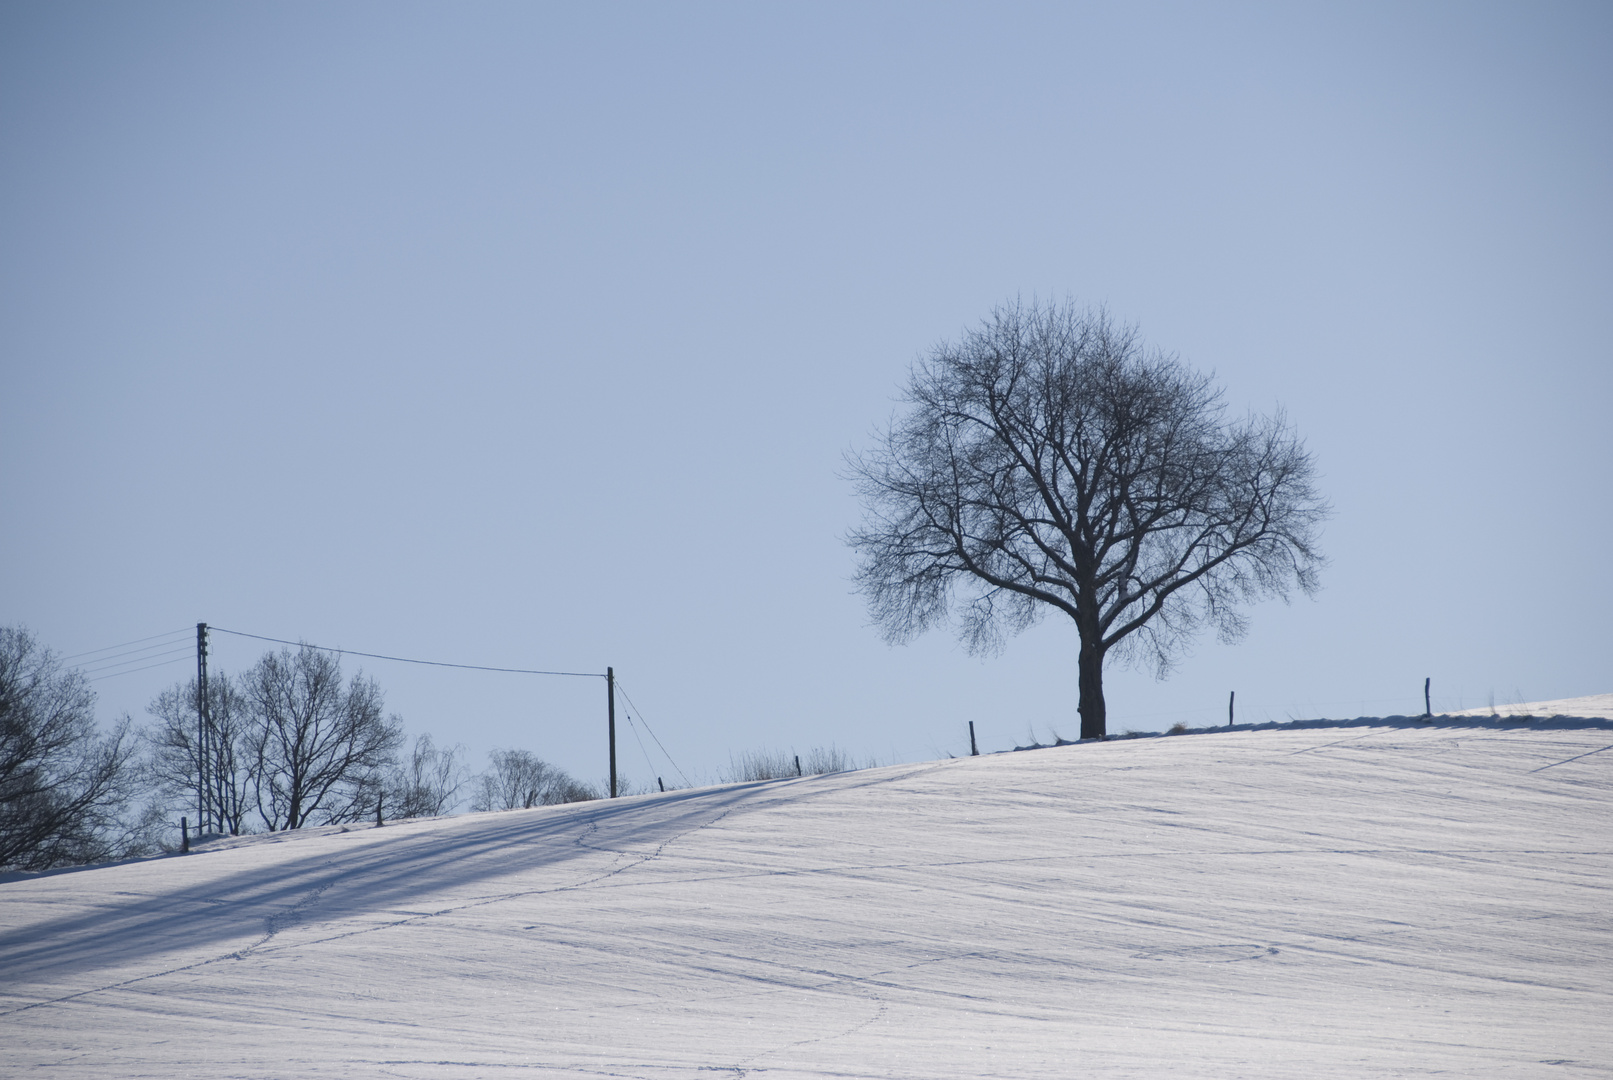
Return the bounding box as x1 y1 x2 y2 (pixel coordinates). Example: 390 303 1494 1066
181 817 189 854
794 755 802 777
969 721 979 756
1424 677 1431 718
658 777 665 792
1228 691 1235 727
376 791 383 827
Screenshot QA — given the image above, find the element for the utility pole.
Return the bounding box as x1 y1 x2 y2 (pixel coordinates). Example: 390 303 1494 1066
607 666 617 798
196 623 210 834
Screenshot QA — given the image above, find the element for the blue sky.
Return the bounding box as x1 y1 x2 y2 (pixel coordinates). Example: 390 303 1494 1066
2 2 1608 788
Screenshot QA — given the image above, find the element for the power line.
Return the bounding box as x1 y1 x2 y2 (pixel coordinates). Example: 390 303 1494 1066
60 628 192 663
76 642 191 668
86 655 192 682
209 627 603 678
75 644 195 675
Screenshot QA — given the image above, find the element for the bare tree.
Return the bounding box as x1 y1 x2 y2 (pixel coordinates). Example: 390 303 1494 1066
144 674 253 836
240 646 403 830
385 733 468 819
471 749 595 811
848 301 1328 739
0 626 139 870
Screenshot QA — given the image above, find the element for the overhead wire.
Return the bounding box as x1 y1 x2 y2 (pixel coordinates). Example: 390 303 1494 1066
210 627 603 678
74 643 196 675
86 655 193 682
61 628 193 663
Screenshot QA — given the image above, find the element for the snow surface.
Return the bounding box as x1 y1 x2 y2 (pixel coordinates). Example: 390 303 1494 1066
1447 693 1613 721
2 722 1610 1078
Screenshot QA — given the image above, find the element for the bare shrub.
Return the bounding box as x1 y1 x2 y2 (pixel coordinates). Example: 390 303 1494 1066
725 750 792 782
385 734 468 819
471 749 595 811
725 745 862 782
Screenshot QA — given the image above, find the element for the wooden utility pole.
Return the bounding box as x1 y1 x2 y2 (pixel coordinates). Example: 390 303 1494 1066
607 666 617 798
196 623 210 834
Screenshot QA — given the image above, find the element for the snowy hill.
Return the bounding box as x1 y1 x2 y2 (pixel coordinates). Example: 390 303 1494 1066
3 720 1610 1078
1447 693 1613 721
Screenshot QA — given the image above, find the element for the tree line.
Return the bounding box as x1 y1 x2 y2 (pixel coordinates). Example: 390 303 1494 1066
0 625 598 873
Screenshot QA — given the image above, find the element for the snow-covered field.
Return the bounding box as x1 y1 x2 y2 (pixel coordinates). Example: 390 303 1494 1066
1448 693 1613 721
3 717 1610 1078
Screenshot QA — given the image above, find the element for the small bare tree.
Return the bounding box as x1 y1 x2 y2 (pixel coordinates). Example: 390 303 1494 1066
240 646 403 830
849 301 1328 739
471 749 595 811
385 733 468 819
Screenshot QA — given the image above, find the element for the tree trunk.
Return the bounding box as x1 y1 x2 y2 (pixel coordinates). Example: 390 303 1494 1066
1077 636 1106 740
